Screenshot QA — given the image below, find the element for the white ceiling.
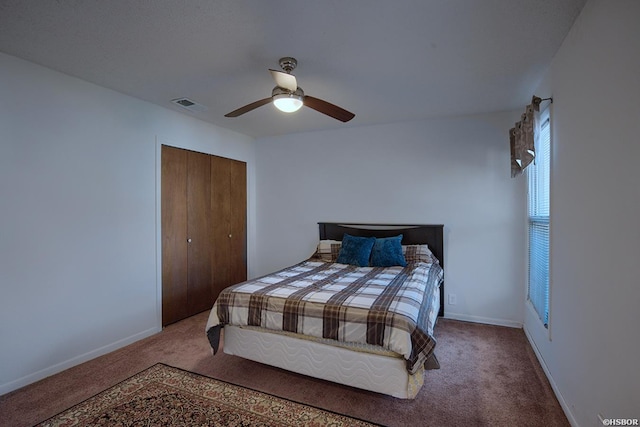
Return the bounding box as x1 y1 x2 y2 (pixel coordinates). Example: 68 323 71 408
0 0 586 138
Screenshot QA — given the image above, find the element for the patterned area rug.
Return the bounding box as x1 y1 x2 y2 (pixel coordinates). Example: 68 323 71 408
37 364 379 426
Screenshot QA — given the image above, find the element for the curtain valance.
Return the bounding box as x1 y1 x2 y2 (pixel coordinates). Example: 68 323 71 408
510 96 551 177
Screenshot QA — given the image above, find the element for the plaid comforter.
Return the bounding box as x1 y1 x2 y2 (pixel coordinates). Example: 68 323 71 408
206 260 443 374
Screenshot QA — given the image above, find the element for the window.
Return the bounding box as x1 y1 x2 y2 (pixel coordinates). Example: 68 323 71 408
527 108 550 327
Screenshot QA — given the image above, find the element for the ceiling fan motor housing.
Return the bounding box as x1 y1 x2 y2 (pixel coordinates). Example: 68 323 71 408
279 57 297 73
272 86 304 97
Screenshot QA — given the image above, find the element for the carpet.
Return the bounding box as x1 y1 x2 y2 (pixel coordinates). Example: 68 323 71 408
36 363 380 426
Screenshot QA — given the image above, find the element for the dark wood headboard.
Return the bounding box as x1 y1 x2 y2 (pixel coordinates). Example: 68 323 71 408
318 223 445 316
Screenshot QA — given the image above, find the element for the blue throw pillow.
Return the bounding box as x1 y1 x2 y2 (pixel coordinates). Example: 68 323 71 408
336 234 376 267
370 235 407 267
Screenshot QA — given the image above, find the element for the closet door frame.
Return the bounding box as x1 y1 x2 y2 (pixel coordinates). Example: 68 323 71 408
155 138 249 329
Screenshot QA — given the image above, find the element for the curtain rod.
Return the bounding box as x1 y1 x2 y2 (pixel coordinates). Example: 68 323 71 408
532 96 553 106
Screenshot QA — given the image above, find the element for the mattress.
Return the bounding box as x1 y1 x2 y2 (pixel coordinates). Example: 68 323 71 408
206 259 443 374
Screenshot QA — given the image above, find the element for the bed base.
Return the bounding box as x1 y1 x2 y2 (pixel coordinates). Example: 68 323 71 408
223 325 424 399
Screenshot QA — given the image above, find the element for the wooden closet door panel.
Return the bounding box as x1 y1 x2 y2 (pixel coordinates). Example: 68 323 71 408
161 146 188 326
210 155 232 299
186 150 213 315
228 159 247 285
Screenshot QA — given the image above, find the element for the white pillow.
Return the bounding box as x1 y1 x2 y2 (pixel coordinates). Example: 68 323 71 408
312 239 342 262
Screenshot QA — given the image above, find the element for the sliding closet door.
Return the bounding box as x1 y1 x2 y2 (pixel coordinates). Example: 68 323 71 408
186 150 213 315
228 159 247 286
211 155 247 300
161 146 189 325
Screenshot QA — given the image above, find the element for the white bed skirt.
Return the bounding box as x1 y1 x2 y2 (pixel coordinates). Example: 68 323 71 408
223 325 424 399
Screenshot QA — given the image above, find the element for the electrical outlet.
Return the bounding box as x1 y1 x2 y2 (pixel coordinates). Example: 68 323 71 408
448 293 457 305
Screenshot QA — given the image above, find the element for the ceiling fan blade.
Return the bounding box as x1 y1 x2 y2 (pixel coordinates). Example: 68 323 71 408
225 97 272 117
303 96 355 122
269 69 298 92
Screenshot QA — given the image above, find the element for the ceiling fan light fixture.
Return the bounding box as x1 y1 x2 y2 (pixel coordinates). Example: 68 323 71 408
273 93 303 113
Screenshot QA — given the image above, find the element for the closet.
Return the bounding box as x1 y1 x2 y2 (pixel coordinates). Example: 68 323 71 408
161 145 247 326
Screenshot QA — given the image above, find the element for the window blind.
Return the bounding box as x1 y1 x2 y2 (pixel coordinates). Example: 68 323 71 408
528 112 550 326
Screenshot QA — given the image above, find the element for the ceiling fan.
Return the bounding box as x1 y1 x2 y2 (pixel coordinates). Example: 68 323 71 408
225 57 355 122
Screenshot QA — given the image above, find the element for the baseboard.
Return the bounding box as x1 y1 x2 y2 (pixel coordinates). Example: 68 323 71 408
0 326 161 396
444 312 522 329
523 325 579 427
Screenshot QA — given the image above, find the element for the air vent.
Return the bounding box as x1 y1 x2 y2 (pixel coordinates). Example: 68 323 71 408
171 98 208 113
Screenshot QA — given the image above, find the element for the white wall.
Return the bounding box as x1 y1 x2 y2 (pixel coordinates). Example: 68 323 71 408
0 53 256 394
255 113 527 327
525 1 640 425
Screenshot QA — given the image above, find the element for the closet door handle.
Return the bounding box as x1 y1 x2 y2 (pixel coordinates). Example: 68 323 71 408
187 238 192 243
228 234 232 238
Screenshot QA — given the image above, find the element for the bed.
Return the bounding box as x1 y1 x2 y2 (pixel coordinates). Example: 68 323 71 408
205 223 444 399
